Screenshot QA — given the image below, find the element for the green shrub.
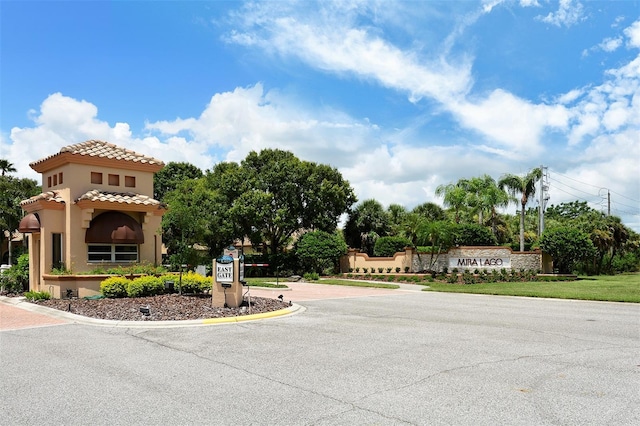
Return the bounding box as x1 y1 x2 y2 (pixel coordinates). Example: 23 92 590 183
1 254 30 293
126 279 145 297
129 275 164 297
178 271 209 293
100 276 129 298
303 272 320 281
395 267 401 273
24 291 51 301
373 236 411 257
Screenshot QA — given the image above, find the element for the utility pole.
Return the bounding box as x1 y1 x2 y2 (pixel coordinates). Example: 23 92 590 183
539 165 549 236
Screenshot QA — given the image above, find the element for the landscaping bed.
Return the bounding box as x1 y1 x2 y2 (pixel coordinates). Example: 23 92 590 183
34 294 290 321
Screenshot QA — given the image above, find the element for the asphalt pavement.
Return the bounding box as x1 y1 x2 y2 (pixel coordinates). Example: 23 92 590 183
1 285 638 425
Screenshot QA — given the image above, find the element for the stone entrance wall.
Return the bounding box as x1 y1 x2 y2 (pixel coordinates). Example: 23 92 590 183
341 246 549 273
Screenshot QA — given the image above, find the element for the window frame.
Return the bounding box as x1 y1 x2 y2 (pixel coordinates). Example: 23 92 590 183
87 244 139 263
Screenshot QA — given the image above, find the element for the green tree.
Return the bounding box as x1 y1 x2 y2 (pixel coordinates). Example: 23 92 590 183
162 178 235 268
539 226 596 274
219 149 355 255
387 204 408 235
153 162 203 201
0 159 17 176
416 220 454 271
435 181 468 223
344 199 390 256
0 175 40 264
498 167 542 252
412 202 446 221
294 230 347 274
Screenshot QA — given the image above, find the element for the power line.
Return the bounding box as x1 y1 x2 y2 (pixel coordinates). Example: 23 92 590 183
548 167 639 204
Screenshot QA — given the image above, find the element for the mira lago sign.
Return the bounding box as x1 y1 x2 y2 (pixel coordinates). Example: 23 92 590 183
449 257 511 269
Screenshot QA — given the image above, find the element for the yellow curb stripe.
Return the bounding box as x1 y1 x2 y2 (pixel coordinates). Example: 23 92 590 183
201 305 301 325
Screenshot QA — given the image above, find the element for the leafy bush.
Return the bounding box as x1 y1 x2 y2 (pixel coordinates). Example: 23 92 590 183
24 291 51 301
178 271 210 293
295 230 348 274
1 254 30 293
452 223 498 246
100 276 129 298
303 272 320 281
126 279 145 298
373 236 411 257
130 275 164 297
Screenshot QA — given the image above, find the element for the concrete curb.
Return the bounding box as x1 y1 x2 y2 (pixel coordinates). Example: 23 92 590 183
0 296 305 328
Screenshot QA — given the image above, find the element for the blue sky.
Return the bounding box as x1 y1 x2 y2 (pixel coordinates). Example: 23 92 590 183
1 0 639 231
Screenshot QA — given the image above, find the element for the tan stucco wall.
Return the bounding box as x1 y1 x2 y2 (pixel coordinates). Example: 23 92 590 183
42 163 154 199
341 248 414 272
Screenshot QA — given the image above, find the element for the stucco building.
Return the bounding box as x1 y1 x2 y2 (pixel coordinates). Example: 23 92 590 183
19 140 166 297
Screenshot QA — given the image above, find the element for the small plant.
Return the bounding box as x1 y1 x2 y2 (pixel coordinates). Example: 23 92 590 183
362 268 369 273
442 266 448 274
395 267 401 273
303 272 320 281
404 266 410 273
386 267 392 273
378 267 384 273
355 267 360 273
447 273 458 284
348 268 354 273
474 268 480 274
24 290 51 301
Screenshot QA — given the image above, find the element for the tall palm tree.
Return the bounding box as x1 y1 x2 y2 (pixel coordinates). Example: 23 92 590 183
435 182 467 223
0 159 16 176
476 175 511 237
498 167 542 251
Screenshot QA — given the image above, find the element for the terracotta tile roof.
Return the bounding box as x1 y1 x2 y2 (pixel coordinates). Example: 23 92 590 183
75 190 165 207
20 191 66 207
30 140 164 168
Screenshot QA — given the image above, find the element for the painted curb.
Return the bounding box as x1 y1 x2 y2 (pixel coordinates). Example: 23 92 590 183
0 296 305 328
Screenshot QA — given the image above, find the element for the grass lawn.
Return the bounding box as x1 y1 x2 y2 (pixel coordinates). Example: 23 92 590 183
245 276 399 289
424 273 640 303
243 277 289 288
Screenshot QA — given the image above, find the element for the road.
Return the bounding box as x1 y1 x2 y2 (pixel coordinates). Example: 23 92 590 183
1 287 639 425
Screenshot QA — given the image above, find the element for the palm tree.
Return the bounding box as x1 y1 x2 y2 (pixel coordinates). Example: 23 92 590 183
475 175 511 237
498 167 542 251
435 182 467 223
0 159 16 176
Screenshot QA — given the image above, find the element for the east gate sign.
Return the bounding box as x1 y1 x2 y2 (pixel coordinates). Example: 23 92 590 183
449 257 511 269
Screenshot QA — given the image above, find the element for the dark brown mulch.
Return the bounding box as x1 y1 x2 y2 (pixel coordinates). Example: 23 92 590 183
35 294 290 321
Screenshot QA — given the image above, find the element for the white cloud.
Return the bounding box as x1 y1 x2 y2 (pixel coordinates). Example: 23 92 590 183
449 90 569 156
2 93 214 181
537 0 585 28
598 37 623 52
146 83 377 168
624 19 640 48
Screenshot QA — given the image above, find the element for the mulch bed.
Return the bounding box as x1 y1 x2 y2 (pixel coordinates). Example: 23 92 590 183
34 294 290 321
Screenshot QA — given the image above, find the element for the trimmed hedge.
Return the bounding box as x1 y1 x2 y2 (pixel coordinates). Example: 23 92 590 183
100 276 129 298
